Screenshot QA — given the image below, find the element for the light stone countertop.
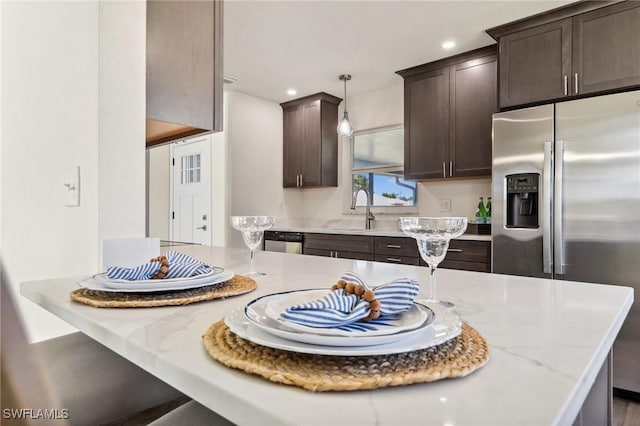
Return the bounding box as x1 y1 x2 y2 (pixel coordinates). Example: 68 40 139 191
270 226 492 241
21 246 632 425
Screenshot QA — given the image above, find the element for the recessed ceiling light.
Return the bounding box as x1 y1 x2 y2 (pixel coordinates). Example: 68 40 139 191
287 89 297 96
442 40 456 50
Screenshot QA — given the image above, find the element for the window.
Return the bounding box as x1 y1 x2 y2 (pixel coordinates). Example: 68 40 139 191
180 154 201 184
351 126 417 208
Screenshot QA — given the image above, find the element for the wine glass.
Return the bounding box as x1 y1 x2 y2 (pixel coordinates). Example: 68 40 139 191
399 217 468 308
230 216 275 277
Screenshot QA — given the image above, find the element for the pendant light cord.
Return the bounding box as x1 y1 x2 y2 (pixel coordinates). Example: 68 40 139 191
343 78 348 112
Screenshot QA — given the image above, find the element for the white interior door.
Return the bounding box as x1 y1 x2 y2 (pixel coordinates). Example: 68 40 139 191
170 136 212 245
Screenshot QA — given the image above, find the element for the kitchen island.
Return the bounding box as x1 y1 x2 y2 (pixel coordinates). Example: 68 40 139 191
21 245 633 425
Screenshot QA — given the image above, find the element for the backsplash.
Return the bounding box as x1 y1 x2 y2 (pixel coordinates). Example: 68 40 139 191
289 178 491 226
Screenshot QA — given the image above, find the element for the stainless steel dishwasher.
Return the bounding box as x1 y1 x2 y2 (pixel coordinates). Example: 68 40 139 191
263 231 303 254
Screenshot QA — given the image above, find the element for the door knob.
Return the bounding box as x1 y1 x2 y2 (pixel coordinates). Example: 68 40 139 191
196 225 207 231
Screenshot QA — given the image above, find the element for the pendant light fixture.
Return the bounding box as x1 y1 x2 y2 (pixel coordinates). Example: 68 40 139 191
337 74 354 137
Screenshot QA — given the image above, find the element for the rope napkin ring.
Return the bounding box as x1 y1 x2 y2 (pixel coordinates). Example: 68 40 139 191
279 272 420 329
106 251 212 281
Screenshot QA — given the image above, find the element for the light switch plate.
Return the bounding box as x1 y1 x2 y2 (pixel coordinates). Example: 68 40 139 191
64 167 80 207
438 199 451 212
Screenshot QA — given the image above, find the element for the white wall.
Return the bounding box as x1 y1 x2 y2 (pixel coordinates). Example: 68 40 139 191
227 91 302 248
1 1 146 342
98 1 146 242
210 94 230 247
147 144 171 241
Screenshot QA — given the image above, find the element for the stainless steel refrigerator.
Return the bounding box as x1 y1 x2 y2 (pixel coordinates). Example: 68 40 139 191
492 90 640 395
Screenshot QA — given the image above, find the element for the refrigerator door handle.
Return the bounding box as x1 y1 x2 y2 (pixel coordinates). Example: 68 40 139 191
543 140 553 274
554 140 565 275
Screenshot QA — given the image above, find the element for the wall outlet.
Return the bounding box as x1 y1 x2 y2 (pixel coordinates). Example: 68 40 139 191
438 199 451 212
64 166 80 207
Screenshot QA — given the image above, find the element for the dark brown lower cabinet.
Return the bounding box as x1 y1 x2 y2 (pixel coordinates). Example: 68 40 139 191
304 233 491 272
303 233 374 261
374 254 420 266
438 240 491 272
305 248 374 261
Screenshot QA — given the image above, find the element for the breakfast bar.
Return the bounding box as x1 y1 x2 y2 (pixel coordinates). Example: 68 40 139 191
21 246 633 425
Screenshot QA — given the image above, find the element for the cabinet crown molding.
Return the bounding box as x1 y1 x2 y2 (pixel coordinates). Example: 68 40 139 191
396 45 497 78
280 92 342 108
485 0 621 40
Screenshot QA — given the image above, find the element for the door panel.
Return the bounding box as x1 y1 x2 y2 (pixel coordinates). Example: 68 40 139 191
301 101 321 186
554 90 640 285
404 67 449 179
282 107 302 187
451 55 497 177
492 104 554 278
573 2 640 95
556 90 640 395
171 136 212 245
499 19 572 108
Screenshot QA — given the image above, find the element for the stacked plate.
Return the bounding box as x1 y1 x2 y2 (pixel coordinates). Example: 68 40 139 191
225 289 462 356
78 267 235 292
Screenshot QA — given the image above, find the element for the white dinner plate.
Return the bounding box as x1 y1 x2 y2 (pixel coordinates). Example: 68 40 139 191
246 301 434 347
78 269 235 293
92 266 221 285
227 301 461 356
261 289 429 337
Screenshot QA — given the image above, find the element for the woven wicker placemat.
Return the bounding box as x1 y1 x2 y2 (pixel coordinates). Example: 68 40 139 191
71 275 256 308
203 320 489 392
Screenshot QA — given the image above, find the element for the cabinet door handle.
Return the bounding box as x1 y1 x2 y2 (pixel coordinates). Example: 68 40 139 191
574 73 579 94
564 75 568 96
449 161 453 177
386 244 402 249
447 248 463 253
386 257 403 263
442 162 446 178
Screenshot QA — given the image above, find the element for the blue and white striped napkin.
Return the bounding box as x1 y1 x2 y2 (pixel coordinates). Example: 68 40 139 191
279 272 420 330
106 251 212 281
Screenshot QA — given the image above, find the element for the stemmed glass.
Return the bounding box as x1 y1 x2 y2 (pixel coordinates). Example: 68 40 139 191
399 217 468 308
230 216 275 277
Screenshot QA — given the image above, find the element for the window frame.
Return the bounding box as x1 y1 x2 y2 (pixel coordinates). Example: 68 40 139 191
343 124 418 215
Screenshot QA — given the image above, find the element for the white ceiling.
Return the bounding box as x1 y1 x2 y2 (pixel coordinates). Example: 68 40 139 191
223 0 573 104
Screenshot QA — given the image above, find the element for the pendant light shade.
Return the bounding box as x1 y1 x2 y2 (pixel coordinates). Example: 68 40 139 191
337 74 354 137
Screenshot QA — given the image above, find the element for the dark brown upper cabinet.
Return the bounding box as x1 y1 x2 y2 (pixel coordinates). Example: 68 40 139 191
488 1 640 109
146 0 223 147
397 45 497 180
281 93 341 188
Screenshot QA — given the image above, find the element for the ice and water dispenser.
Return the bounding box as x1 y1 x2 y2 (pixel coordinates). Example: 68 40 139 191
505 173 539 228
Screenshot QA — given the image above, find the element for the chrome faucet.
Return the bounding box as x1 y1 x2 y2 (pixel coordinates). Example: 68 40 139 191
351 188 375 230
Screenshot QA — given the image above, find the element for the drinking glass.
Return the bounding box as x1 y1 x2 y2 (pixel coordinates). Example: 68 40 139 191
230 216 275 276
399 217 468 307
